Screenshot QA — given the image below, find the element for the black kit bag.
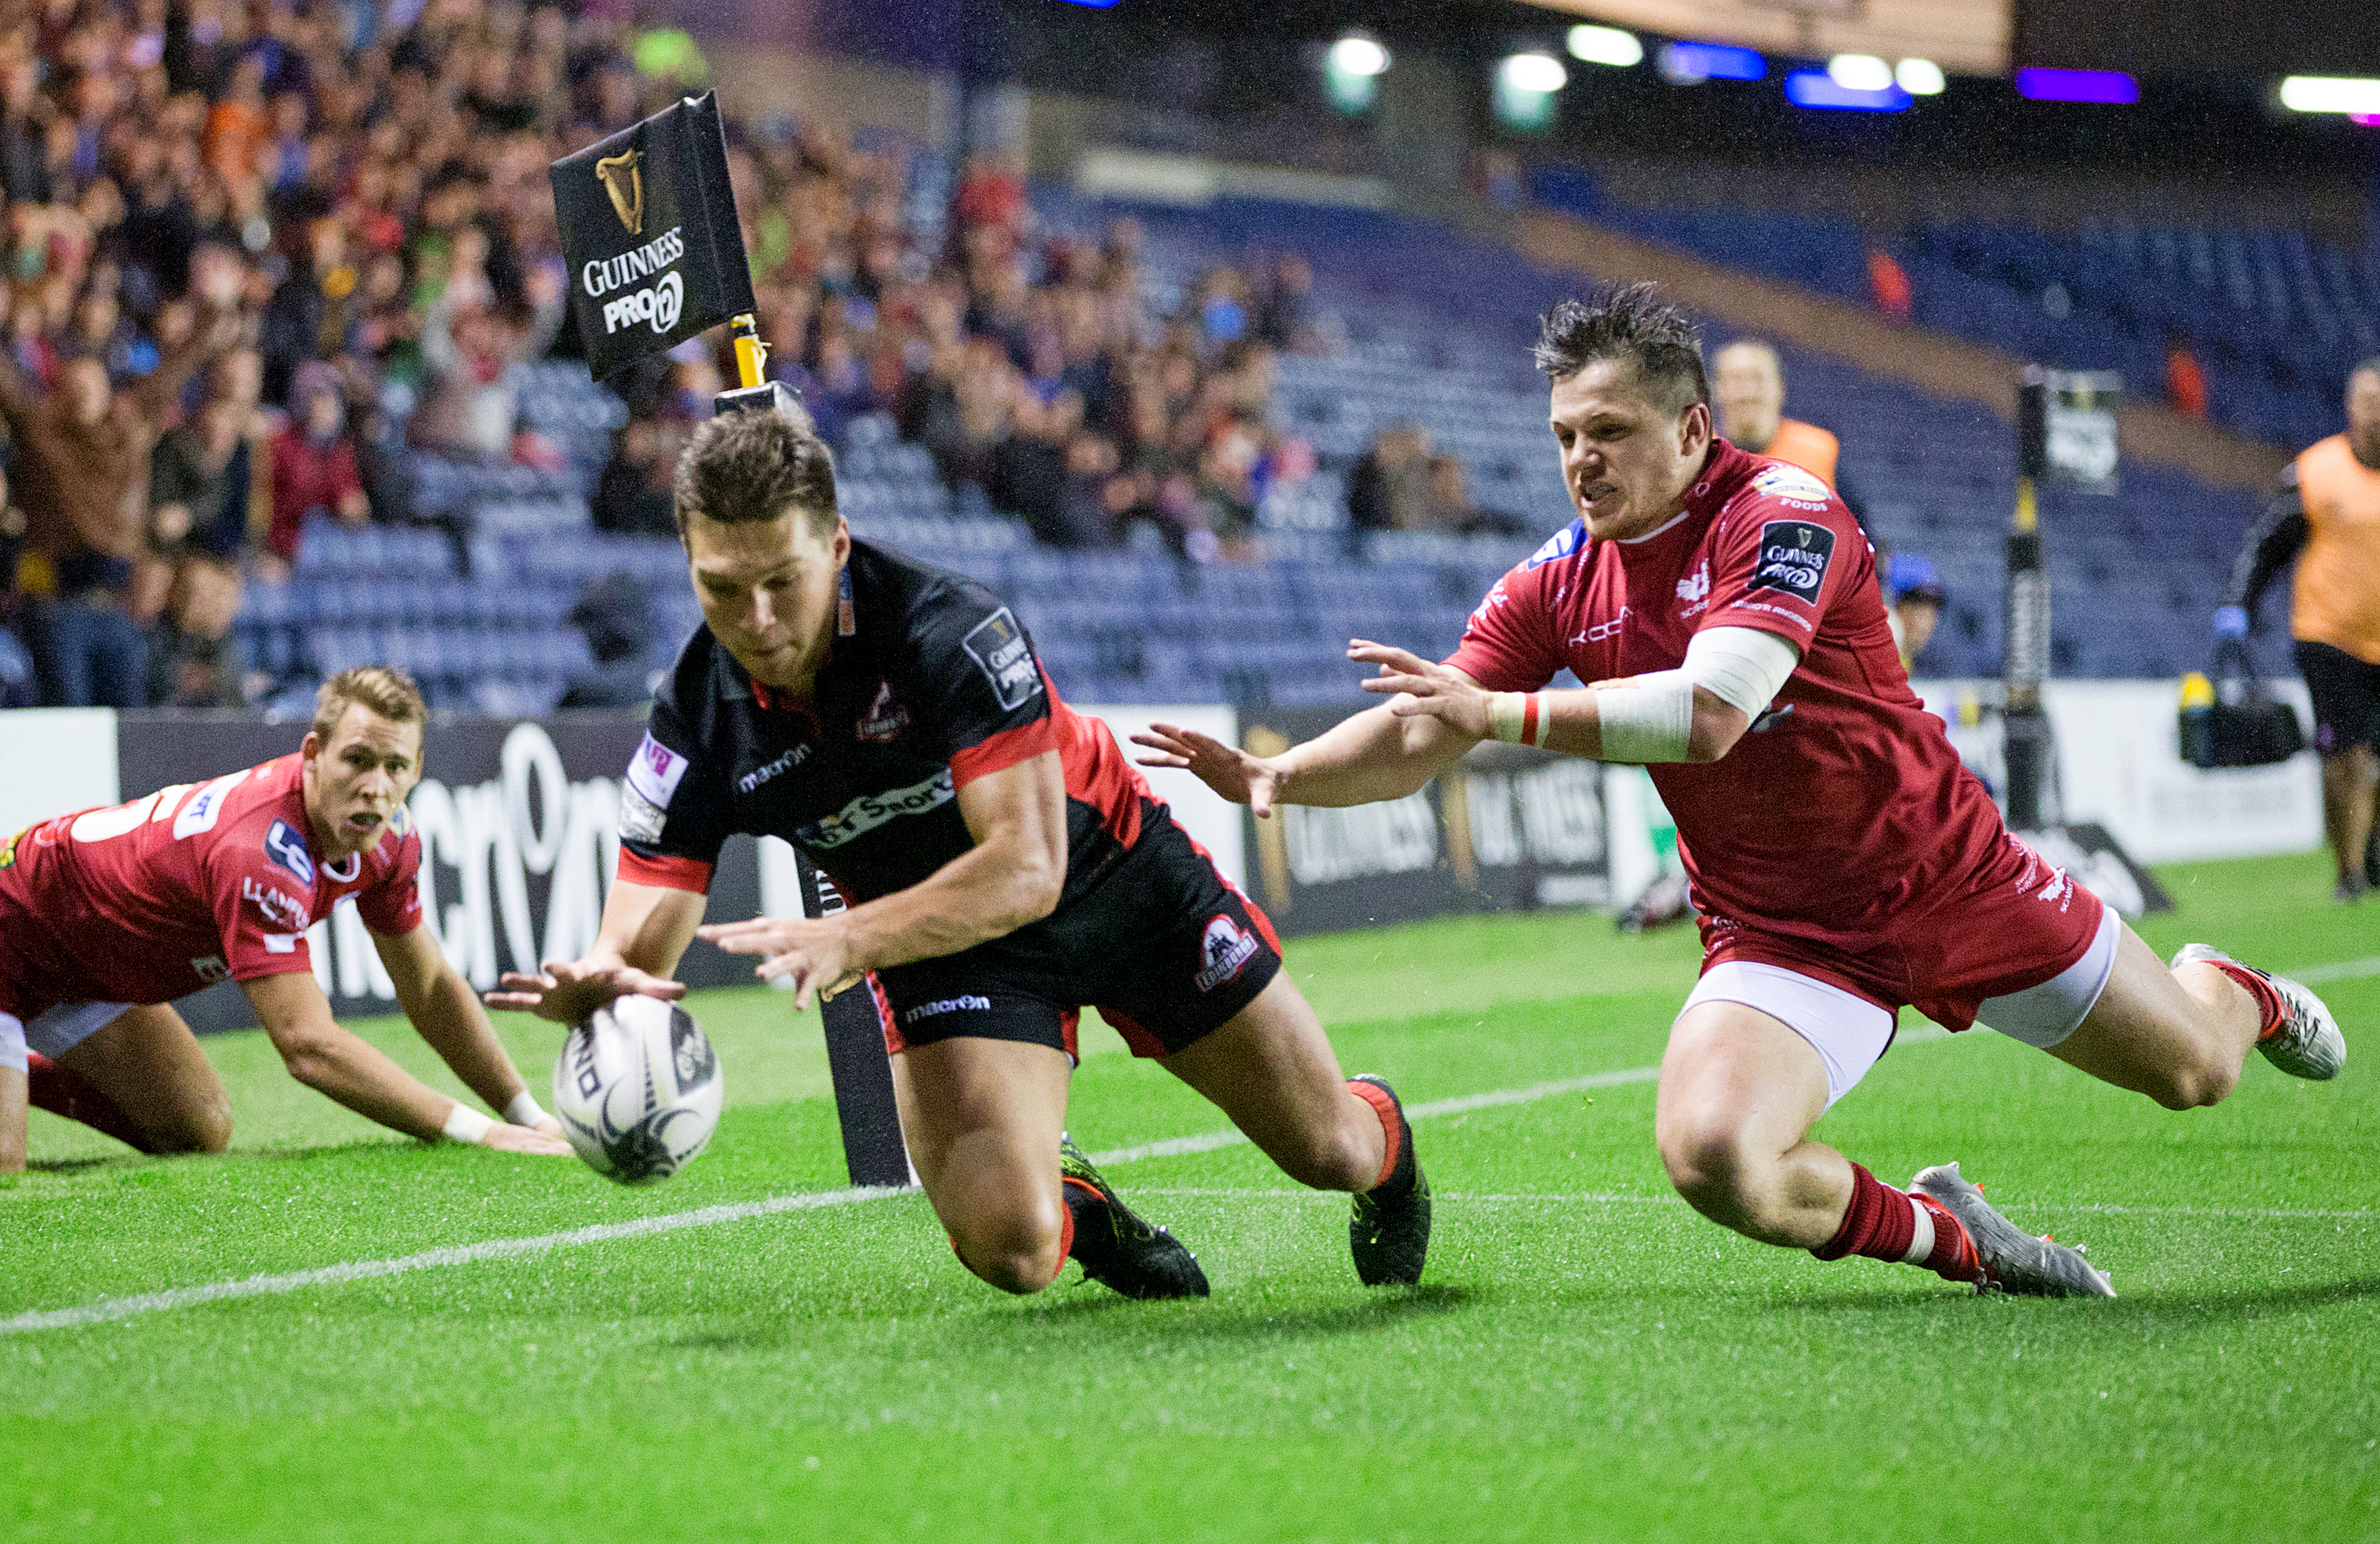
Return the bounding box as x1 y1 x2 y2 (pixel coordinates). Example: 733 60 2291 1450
2181 636 2306 769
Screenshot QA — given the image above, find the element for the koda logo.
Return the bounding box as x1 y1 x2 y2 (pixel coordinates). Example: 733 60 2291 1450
1193 914 1260 992
594 148 644 234
1571 606 1631 646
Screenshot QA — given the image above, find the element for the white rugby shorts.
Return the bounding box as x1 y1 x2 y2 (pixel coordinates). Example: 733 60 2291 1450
1679 904 2123 1108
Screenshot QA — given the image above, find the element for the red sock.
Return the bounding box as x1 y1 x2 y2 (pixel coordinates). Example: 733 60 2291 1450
1346 1079 1402 1192
2203 961 2286 1039
25 1052 152 1152
1814 1162 1982 1284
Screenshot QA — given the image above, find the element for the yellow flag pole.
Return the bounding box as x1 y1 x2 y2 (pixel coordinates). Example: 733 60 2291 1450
730 312 769 390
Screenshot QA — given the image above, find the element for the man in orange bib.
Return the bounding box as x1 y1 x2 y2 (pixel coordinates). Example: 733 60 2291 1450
1712 340 1868 533
2221 358 2380 902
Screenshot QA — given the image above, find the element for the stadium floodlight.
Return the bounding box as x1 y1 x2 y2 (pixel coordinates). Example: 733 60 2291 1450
2278 76 2380 115
1567 24 1643 69
1328 34 1391 78
1784 71 1912 113
1827 54 1894 93
2013 66 2138 104
1895 58 1947 95
1500 52 1569 94
1656 40 1766 84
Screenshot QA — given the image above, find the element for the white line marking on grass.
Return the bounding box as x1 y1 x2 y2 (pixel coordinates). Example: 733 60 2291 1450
1083 1065 1664 1169
2291 956 2380 985
0 1185 904 1338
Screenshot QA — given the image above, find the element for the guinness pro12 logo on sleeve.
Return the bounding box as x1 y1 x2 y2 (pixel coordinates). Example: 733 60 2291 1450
550 91 757 379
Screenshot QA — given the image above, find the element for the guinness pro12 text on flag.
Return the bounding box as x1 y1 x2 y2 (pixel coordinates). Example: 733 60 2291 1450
550 91 756 380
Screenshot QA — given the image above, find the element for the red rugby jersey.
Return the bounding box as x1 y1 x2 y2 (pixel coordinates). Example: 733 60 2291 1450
0 753 422 1018
1446 438 2006 947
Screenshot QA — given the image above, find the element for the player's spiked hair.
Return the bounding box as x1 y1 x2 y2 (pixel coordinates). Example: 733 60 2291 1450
311 665 425 745
1534 282 1709 415
673 405 838 540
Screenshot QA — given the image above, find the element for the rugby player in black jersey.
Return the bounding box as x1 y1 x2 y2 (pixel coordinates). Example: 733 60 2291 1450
490 407 1428 1300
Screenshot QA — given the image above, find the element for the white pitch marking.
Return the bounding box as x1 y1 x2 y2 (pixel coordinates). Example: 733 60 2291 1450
0 965 2361 1339
1130 1187 2376 1222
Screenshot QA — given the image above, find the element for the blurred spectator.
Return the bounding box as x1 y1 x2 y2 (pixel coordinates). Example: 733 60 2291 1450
1348 425 1433 531
409 274 564 465
593 417 688 540
0 471 35 709
2166 338 2209 422
1713 339 1871 528
1255 253 1317 354
267 362 367 563
1883 553 1947 670
145 554 246 708
1866 249 1913 324
0 297 238 708
558 570 654 711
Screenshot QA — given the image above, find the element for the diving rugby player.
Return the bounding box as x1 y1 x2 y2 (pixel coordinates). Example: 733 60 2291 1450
490 408 1428 1300
1140 283 2342 1297
0 668 571 1170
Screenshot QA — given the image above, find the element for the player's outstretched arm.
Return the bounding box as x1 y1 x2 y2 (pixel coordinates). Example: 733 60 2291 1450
1360 634 1779 766
485 879 703 1024
240 971 571 1154
699 751 1067 1007
1133 639 1474 814
373 924 561 1136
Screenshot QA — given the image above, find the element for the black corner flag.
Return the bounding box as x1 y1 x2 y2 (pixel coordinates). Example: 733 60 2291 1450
550 91 757 380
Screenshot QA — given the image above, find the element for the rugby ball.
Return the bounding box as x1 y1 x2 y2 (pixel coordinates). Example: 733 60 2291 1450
552 995 724 1184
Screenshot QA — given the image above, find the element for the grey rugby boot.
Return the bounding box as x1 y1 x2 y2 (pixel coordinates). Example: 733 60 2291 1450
1909 1162 2115 1299
2172 944 2345 1082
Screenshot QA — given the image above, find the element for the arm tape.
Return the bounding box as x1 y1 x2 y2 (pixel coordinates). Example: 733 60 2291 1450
0 1014 24 1074
1595 628 1799 763
442 1102 494 1144
1683 627 1801 718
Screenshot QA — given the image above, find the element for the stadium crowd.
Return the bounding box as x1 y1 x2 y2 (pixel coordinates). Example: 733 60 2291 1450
0 0 1356 712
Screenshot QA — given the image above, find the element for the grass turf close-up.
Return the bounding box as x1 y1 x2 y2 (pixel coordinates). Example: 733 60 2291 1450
4 849 2375 1543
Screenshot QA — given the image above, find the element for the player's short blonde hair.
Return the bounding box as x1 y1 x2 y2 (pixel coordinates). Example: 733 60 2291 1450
311 665 427 746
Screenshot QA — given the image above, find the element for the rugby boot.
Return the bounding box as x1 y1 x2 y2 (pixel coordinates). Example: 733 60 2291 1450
1347 1075 1431 1287
1909 1162 2115 1299
1058 1135 1209 1299
2172 944 2345 1081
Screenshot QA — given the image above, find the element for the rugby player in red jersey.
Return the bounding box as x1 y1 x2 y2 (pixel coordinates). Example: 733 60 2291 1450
0 668 571 1170
1139 284 2344 1297
489 407 1428 1300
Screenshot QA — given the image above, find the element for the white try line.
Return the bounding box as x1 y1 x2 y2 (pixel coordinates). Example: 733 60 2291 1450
1 1059 1681 1338
1131 1187 2379 1222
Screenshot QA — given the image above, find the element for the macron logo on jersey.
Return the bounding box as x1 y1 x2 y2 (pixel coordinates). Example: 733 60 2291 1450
264 819 313 884
1524 518 1585 570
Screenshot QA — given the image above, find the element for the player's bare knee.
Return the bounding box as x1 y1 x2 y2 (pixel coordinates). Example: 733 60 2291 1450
952 1205 1067 1295
167 1091 233 1154
2151 1048 2238 1111
1656 1112 1757 1211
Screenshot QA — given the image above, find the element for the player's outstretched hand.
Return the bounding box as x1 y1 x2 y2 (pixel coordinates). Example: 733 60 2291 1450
480 1122 574 1157
1350 640 1493 739
485 957 686 1024
697 915 855 1010
1130 723 1285 818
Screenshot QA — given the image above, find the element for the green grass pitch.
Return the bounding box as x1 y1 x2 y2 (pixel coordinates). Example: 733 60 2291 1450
4 851 2376 1543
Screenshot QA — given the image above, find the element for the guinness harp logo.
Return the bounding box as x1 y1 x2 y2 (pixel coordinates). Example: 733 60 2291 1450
595 149 645 234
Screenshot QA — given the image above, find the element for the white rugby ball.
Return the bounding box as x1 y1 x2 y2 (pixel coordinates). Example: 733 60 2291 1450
553 995 724 1184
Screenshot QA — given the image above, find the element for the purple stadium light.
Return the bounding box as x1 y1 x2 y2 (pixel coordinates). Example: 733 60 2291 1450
1784 71 1912 112
1657 41 1766 83
2013 67 2138 104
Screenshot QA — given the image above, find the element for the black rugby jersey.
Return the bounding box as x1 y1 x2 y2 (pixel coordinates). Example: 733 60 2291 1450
616 539 1152 911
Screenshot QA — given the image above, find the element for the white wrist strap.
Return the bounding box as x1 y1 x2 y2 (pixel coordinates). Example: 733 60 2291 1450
1488 692 1544 746
442 1102 495 1144
505 1092 550 1128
